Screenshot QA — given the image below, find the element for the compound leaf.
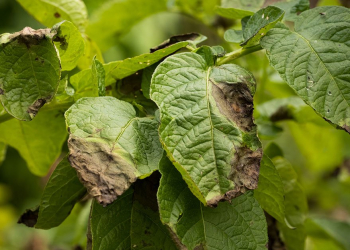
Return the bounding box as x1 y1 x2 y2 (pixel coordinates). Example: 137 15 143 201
52 21 85 71
35 157 86 229
65 97 163 206
17 0 88 32
254 154 285 223
261 6 350 134
0 27 61 121
158 158 268 249
151 50 262 206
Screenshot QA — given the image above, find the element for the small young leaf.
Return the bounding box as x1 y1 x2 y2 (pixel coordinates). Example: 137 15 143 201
254 155 285 223
91 57 105 96
0 110 67 176
65 97 163 206
242 6 284 47
35 157 87 229
104 34 206 86
158 158 268 249
0 27 61 121
261 6 350 134
51 21 85 71
151 50 262 206
90 173 177 250
224 29 243 43
215 6 254 20
17 0 88 32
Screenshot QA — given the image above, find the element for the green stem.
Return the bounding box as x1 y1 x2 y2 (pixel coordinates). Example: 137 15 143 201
216 44 264 66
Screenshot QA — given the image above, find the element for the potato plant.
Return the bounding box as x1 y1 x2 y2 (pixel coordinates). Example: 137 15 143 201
0 0 349 249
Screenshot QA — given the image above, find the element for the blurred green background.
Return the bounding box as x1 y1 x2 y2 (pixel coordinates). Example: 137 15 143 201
0 0 349 249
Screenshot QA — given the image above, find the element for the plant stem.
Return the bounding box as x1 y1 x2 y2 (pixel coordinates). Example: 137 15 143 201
216 44 264 66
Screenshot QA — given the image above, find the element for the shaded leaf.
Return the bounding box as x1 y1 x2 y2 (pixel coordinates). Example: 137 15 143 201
273 157 308 250
151 50 262 206
16 0 88 32
104 35 206 86
0 110 67 176
150 33 206 52
242 6 284 47
90 173 178 250
35 157 86 229
0 142 7 165
52 21 85 71
254 155 285 223
65 97 163 206
261 6 350 134
273 0 309 21
158 158 268 249
141 63 159 99
0 27 61 121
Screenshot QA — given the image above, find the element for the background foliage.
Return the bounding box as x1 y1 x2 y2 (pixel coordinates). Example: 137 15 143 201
0 0 350 249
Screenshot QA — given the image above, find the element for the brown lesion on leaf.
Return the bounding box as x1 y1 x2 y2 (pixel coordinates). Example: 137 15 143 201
68 135 137 206
9 27 51 48
18 207 39 227
211 80 254 132
54 12 61 18
27 98 47 119
150 33 202 53
207 147 262 207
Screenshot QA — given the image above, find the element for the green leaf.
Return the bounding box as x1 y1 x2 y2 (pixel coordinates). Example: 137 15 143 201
306 217 350 250
157 158 268 249
273 157 308 250
0 27 61 121
261 6 350 134
150 50 262 206
104 36 205 86
242 6 284 47
16 0 88 32
273 0 309 21
77 34 104 70
0 110 67 176
215 6 254 20
141 63 159 99
90 174 177 250
86 0 168 50
35 157 86 229
91 57 105 96
65 97 163 206
254 155 285 223
219 0 264 16
224 29 243 44
51 21 85 71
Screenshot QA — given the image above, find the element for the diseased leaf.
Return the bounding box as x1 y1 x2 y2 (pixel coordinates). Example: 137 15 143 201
157 158 268 249
254 155 285 223
273 0 309 21
65 97 163 206
90 173 178 250
150 50 262 206
0 27 61 121
35 157 86 229
86 0 167 50
104 35 206 86
16 0 88 32
242 6 284 47
261 6 350 134
273 156 308 250
0 110 67 176
224 29 243 44
52 21 85 71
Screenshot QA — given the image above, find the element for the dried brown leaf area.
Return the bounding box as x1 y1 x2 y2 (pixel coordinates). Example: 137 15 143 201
65 97 163 206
